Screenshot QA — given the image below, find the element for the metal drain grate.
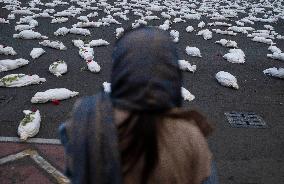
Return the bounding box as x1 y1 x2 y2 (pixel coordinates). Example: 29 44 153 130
225 112 267 128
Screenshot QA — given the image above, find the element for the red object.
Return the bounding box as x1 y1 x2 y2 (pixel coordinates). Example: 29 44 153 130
51 100 60 105
86 59 92 63
31 108 37 112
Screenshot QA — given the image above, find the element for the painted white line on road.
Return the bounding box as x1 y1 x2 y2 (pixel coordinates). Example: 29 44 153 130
0 149 29 165
0 149 70 183
30 150 70 184
0 136 61 145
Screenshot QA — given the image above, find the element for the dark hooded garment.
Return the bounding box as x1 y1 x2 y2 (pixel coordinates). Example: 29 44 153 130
110 26 182 112
59 27 218 184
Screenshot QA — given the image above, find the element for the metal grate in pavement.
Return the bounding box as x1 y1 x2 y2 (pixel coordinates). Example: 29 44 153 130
225 112 267 128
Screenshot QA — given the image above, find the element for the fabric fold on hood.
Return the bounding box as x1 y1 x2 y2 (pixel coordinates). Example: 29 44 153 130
111 27 182 112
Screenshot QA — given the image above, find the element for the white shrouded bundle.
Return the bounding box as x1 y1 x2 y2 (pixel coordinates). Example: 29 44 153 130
15 24 34 32
0 45 17 55
54 27 69 36
161 12 171 19
39 40 67 50
87 60 101 73
197 29 212 40
69 27 91 36
215 39 238 48
0 58 29 72
8 14 15 20
0 74 46 87
268 46 281 54
77 16 89 22
31 88 79 103
51 17 68 23
208 22 232 27
13 30 48 39
186 47 202 57
170 30 179 42
115 27 124 38
173 18 185 23
223 49 245 63
215 71 239 89
264 25 274 30
18 110 41 141
73 21 102 28
159 20 171 31
147 4 163 11
178 60 197 73
12 9 34 15
228 26 254 34
30 48 45 59
186 26 194 32
103 82 111 93
198 21 206 28
252 36 274 45
0 18 9 24
181 87 195 102
183 13 201 20
49 60 68 77
85 39 110 47
267 52 284 61
263 67 284 79
79 47 94 60
72 39 84 48
212 29 237 36
100 16 121 25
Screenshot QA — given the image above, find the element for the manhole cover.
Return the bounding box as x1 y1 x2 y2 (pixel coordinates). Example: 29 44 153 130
225 112 267 128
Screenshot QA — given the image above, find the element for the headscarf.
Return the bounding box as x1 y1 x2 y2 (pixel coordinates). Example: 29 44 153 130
60 26 185 184
111 26 182 112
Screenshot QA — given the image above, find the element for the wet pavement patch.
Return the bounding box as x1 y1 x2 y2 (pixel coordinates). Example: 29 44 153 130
225 112 267 128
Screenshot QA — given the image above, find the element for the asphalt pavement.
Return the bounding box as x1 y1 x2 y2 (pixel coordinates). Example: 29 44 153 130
0 0 284 183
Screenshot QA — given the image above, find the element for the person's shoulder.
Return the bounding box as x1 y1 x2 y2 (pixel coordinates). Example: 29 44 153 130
164 108 214 137
164 116 202 137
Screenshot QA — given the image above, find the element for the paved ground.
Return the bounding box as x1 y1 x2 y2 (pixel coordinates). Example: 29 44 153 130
0 0 284 183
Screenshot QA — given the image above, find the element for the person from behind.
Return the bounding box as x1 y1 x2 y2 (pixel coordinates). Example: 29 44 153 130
59 26 219 184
